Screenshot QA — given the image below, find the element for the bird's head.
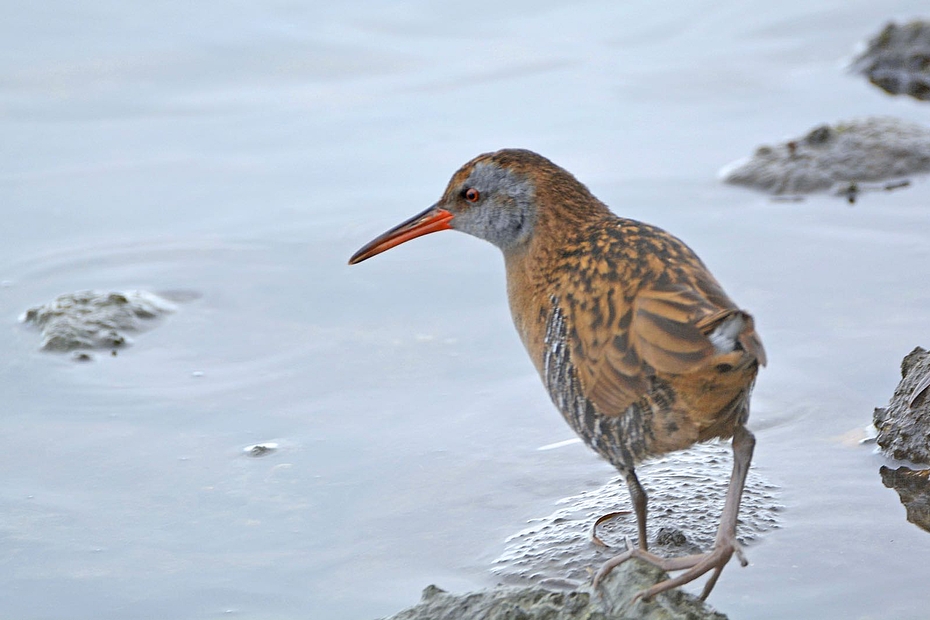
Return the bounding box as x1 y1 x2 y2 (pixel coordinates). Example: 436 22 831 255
348 149 570 265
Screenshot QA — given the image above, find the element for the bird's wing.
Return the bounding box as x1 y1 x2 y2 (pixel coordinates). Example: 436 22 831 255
571 281 757 416
630 285 720 374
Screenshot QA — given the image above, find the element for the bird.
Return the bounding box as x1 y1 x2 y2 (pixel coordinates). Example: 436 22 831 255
348 149 766 601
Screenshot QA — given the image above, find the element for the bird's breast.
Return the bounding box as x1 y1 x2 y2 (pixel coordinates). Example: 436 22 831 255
548 297 654 468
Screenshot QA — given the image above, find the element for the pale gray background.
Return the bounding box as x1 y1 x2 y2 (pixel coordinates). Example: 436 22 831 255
2 1 930 619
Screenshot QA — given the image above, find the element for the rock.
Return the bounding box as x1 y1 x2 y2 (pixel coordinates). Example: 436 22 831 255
20 290 176 353
880 466 930 534
654 528 688 547
718 117 930 197
851 21 930 101
243 443 279 457
873 347 930 465
382 558 727 620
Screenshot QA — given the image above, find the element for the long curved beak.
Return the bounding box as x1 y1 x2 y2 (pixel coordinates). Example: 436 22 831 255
348 205 454 265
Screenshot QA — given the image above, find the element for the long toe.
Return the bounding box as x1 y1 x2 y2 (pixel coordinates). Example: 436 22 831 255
593 546 711 589
592 549 636 588
635 540 746 602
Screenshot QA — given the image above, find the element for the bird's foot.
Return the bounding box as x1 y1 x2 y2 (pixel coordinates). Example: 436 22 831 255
593 535 747 602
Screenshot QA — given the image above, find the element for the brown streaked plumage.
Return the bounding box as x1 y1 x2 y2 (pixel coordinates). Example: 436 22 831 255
349 149 766 601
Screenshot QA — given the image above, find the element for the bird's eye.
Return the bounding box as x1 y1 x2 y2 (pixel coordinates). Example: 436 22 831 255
464 188 480 203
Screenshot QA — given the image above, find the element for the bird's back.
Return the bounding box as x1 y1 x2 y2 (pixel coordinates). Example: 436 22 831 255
505 211 765 469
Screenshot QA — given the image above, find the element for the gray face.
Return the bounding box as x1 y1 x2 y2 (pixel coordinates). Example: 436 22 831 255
443 161 537 253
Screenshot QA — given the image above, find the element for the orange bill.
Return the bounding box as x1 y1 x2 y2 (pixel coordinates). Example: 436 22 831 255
348 206 454 264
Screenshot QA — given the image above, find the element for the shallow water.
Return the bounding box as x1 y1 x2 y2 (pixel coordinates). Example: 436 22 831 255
3 1 930 619
491 441 783 588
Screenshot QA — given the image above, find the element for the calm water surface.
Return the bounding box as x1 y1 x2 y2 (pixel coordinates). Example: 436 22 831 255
3 1 930 619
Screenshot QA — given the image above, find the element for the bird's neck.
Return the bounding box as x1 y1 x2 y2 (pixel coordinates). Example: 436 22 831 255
504 247 540 361
501 206 617 372
502 226 572 376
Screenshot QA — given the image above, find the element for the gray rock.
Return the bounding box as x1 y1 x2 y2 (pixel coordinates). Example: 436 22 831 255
382 558 727 620
718 117 930 197
874 347 930 465
20 290 176 353
243 442 279 457
851 20 930 101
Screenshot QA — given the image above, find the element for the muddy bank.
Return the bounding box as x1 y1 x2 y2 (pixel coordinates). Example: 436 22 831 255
382 557 726 620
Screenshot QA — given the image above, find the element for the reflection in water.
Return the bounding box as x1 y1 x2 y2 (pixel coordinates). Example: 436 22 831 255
880 466 930 534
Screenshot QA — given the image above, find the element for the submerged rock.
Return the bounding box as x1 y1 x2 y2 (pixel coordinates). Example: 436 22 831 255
851 21 930 101
880 466 930 534
382 558 727 620
243 442 279 457
718 117 930 197
20 290 176 353
493 441 780 588
874 347 930 465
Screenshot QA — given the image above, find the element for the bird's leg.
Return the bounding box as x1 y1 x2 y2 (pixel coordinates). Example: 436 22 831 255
626 468 648 550
635 426 755 601
593 426 756 601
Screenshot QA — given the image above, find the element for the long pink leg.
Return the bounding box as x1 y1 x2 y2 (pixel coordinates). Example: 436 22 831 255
593 426 756 601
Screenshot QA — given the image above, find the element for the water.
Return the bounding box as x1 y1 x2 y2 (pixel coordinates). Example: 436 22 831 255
3 1 930 619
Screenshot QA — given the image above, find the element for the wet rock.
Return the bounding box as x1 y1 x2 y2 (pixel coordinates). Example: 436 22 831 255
718 117 930 197
382 558 727 620
493 441 780 587
243 442 279 457
654 527 688 547
851 21 930 101
20 290 176 353
873 347 930 465
880 466 930 534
